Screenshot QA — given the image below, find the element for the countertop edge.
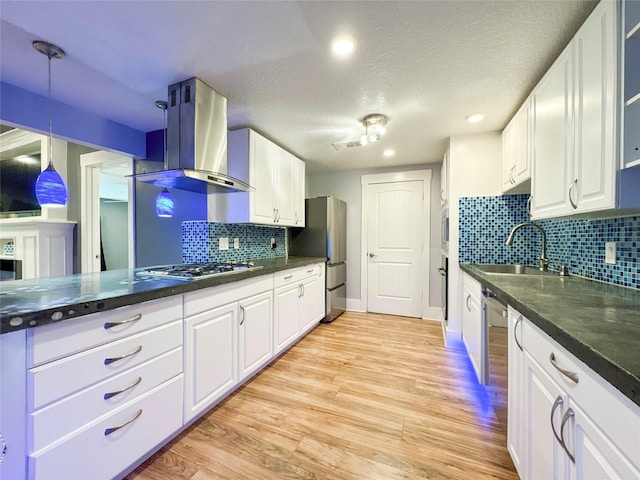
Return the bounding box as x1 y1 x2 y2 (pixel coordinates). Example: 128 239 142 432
460 263 640 408
0 256 326 335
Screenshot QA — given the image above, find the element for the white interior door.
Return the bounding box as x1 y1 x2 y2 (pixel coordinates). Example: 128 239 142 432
366 180 423 317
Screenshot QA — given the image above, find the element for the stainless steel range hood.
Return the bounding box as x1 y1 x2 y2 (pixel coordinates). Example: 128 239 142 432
134 77 250 194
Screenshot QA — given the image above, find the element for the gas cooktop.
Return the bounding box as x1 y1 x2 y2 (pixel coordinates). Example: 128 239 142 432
137 261 262 281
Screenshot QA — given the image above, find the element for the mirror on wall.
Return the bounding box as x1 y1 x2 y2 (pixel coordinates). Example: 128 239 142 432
0 125 45 218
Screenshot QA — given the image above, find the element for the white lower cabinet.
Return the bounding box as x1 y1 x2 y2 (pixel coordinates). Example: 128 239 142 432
506 307 525 477
461 273 485 384
184 302 238 422
238 291 273 382
509 310 640 480
274 264 325 355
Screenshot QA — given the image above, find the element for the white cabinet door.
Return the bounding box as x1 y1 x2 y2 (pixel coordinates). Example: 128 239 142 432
300 274 322 334
507 308 525 477
572 0 617 214
524 352 569 480
461 275 486 385
184 302 237 422
441 150 449 205
531 43 574 219
238 291 273 382
502 118 516 192
572 401 640 480
513 100 531 186
293 157 305 227
276 149 296 226
273 283 301 354
249 131 277 225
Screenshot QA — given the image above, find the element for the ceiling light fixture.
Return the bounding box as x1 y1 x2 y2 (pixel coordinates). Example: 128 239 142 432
33 40 67 208
466 113 486 123
154 100 175 218
332 37 355 57
360 114 388 146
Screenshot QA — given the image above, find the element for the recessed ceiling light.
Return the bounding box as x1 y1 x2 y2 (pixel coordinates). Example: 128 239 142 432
466 113 486 123
332 37 355 57
383 149 395 157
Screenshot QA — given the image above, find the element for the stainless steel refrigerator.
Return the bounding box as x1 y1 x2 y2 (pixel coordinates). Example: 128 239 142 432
289 196 346 322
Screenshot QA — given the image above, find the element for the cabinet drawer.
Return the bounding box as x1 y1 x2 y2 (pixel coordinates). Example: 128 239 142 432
29 375 183 480
28 296 182 367
184 274 273 318
29 320 182 410
30 347 182 452
274 264 319 289
523 319 640 466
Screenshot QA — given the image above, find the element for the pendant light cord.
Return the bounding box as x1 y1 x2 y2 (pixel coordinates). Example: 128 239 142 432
47 52 53 168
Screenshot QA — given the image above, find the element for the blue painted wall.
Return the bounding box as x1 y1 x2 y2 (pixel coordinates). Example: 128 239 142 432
459 195 640 289
0 82 146 158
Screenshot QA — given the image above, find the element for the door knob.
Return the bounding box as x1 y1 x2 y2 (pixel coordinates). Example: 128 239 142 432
369 252 376 258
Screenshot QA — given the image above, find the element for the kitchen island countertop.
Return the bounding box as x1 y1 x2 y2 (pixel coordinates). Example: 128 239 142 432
0 256 325 334
461 263 640 408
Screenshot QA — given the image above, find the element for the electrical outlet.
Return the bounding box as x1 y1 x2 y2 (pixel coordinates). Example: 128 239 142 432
270 237 276 249
219 237 229 251
605 241 616 265
233 238 240 249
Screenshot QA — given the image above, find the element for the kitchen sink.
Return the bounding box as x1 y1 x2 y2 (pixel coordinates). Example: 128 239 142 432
474 264 552 275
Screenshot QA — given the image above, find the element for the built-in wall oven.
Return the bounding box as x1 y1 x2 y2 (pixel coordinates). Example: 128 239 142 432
439 256 448 324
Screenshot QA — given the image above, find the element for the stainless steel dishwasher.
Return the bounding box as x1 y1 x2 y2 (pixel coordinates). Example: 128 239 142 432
482 287 509 423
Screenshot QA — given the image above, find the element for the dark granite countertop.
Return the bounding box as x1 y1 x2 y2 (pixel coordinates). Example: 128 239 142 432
0 256 326 334
460 263 640 408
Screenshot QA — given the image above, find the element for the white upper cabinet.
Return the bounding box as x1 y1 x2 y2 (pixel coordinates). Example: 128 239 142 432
440 149 449 206
531 0 619 219
211 128 306 227
502 99 531 194
623 0 640 168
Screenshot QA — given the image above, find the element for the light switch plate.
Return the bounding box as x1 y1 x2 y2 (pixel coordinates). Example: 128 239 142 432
605 242 616 264
234 238 240 249
219 237 229 251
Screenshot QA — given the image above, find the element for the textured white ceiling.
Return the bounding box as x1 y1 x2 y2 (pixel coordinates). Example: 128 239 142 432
0 0 597 173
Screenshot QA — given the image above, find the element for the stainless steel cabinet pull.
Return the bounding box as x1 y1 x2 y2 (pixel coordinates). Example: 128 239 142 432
284 274 293 280
509 165 516 184
104 409 142 436
526 196 532 216
104 376 142 400
295 212 299 224
298 284 303 298
438 267 446 276
549 353 579 383
104 345 142 365
104 313 142 330
514 315 523 351
568 180 578 210
550 395 564 446
276 209 280 222
301 283 305 297
307 269 314 274
368 252 376 258
560 408 575 463
273 208 277 222
465 293 471 311
239 305 245 326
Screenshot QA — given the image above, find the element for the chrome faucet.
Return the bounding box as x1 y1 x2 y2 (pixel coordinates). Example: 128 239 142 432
505 222 549 271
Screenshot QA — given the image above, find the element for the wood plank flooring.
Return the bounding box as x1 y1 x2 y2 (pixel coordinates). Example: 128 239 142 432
125 312 517 480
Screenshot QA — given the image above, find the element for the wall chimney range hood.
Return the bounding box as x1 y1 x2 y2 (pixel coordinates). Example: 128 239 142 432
133 78 251 194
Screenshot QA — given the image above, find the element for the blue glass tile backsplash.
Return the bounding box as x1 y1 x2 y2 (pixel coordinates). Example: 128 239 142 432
182 221 286 263
459 195 640 289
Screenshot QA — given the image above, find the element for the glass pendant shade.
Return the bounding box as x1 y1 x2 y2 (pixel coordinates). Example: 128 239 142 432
156 188 175 217
35 162 67 208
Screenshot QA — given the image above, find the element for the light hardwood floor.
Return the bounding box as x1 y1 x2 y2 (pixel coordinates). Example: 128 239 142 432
126 312 517 480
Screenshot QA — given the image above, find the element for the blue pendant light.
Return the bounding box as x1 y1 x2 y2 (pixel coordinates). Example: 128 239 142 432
154 100 175 218
156 188 175 217
33 40 68 208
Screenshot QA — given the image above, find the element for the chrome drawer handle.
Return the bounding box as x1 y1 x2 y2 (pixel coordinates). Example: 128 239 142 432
239 305 245 326
560 408 575 463
465 293 471 312
104 409 142 436
514 315 523 351
550 395 564 446
104 345 142 365
103 376 142 400
104 313 142 330
549 353 579 383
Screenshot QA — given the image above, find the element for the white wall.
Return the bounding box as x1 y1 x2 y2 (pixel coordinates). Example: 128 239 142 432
447 132 502 345
308 163 442 317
